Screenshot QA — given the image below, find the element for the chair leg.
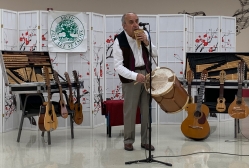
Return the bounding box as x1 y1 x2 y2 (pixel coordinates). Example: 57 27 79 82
106 117 109 135
17 113 25 142
70 114 74 139
47 131 51 145
108 126 111 138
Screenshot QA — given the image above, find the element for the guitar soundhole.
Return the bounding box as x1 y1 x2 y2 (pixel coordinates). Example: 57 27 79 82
236 100 242 105
49 110 52 115
194 111 201 118
219 99 223 103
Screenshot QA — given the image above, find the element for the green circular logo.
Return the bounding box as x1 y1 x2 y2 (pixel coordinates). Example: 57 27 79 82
50 14 85 50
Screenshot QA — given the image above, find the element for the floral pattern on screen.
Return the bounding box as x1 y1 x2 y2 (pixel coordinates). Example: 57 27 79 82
105 29 123 100
4 91 16 121
221 31 232 51
195 30 218 52
19 26 38 51
174 54 184 75
3 31 18 51
92 36 104 115
41 31 48 50
78 53 91 107
50 54 58 68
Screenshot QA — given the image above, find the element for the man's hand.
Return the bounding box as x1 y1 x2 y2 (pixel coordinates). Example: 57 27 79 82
136 73 145 83
135 32 149 46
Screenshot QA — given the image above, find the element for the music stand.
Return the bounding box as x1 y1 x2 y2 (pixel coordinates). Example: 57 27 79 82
125 24 172 167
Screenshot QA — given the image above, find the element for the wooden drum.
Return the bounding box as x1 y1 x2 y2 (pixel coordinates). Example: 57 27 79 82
144 67 189 113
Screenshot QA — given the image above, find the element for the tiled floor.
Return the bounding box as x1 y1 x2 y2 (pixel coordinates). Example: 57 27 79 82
0 120 249 168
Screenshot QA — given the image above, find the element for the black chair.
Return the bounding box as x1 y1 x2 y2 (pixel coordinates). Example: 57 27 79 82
17 93 46 143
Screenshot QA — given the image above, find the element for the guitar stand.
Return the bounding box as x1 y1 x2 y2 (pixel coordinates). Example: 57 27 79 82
225 119 242 143
41 131 51 145
234 118 240 138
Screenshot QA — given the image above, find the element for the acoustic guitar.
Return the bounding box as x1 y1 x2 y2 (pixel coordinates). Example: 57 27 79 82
216 70 226 112
73 70 83 125
228 61 249 119
39 66 58 131
53 70 68 118
185 70 194 111
64 72 75 111
181 70 210 140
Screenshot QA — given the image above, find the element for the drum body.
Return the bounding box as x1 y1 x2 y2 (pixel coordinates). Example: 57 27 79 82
144 67 189 113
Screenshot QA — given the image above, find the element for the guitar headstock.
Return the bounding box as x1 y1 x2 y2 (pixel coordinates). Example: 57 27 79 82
238 61 245 84
200 69 208 81
53 70 61 85
64 72 71 85
73 70 79 84
43 66 51 99
187 70 194 85
219 70 226 84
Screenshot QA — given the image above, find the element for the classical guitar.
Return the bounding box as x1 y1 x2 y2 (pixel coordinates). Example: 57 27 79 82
64 72 75 111
216 70 226 112
181 70 210 140
73 70 83 125
39 66 58 131
185 70 194 111
53 70 68 118
228 61 249 119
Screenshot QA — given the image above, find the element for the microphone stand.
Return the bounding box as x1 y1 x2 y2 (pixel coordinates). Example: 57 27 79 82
125 24 172 167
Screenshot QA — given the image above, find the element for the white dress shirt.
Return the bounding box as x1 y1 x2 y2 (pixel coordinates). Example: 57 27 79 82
113 30 158 81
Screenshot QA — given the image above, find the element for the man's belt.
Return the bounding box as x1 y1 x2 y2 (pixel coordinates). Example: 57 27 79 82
135 65 146 70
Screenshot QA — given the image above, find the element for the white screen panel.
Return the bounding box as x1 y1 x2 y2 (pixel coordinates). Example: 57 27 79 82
194 16 220 52
18 11 39 51
220 16 236 52
40 11 48 51
92 13 105 127
1 10 18 50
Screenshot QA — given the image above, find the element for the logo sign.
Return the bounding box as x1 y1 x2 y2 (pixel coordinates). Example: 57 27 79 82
50 14 85 50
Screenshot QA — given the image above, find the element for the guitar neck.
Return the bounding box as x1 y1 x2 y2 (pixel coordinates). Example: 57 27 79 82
77 84 80 104
197 81 205 111
219 84 224 99
188 84 192 97
237 83 243 101
58 85 64 100
47 86 52 110
68 84 73 98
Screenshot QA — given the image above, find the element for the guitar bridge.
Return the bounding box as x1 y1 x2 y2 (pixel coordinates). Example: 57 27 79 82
188 125 203 129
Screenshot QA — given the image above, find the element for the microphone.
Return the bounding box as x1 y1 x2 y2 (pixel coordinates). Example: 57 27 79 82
139 22 149 26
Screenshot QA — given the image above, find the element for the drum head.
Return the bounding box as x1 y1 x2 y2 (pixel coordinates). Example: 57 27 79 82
144 67 175 97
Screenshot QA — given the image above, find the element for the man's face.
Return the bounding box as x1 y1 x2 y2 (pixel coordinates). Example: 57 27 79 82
123 13 139 38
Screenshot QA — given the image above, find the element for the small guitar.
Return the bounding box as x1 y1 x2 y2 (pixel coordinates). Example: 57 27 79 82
181 70 210 140
228 61 249 119
185 70 194 111
53 70 68 118
39 66 58 131
73 70 83 125
216 70 226 112
64 72 75 111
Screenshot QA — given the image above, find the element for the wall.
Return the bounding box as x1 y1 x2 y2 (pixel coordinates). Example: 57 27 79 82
0 0 247 50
